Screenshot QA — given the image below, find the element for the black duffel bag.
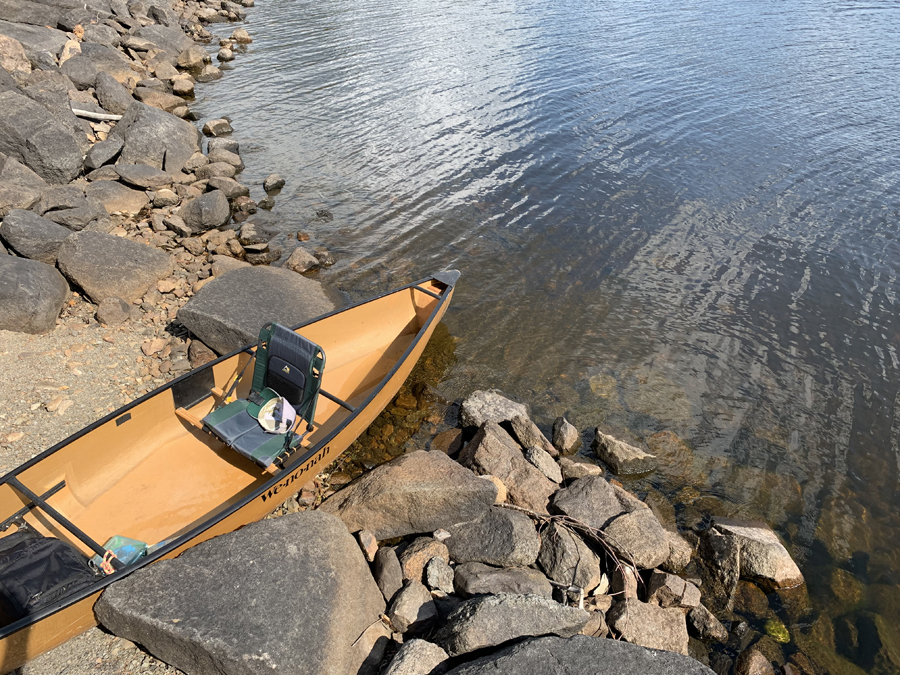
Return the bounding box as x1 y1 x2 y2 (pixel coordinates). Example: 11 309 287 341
0 529 99 625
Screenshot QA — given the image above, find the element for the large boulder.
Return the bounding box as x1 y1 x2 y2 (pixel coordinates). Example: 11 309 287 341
177 189 231 233
56 231 173 303
0 255 68 333
445 506 541 568
95 511 387 675
550 476 670 569
108 101 201 173
319 450 497 540
606 598 690 656
458 422 556 513
0 208 71 263
0 91 83 184
22 76 90 157
459 390 529 428
436 594 589 657
444 635 716 675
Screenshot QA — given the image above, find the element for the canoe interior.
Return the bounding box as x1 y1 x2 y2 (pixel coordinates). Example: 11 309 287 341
0 281 442 567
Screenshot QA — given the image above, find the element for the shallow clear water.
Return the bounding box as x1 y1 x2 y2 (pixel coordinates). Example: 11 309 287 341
194 0 900 668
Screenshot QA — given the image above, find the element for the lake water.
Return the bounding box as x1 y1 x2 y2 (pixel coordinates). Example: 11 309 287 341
194 0 900 669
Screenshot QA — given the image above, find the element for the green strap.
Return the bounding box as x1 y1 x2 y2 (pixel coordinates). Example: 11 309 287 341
250 323 273 396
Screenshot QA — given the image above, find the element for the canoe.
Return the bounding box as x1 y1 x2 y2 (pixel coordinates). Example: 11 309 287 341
0 270 459 673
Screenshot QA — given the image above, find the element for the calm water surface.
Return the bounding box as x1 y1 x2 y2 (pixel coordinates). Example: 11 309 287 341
195 0 900 669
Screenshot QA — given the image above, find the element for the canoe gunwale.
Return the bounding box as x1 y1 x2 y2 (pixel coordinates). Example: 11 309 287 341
0 271 458 642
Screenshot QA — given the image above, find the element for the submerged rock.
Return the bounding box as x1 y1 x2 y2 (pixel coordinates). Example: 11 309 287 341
95 511 386 675
592 429 658 474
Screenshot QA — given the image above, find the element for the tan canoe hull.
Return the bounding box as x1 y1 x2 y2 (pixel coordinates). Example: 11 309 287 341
0 272 457 673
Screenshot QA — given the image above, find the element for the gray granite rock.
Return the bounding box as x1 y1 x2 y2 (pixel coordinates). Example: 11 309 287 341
59 55 97 90
263 173 284 192
662 530 694 573
207 176 249 200
557 457 603 481
373 546 404 604
459 389 529 428
735 649 775 675
436 594 589 657
688 604 728 643
319 450 496 540
134 25 193 56
445 635 716 675
0 255 68 333
84 180 149 216
94 71 133 116
646 570 701 609
0 0 60 28
523 445 562 483
109 101 201 173
96 296 135 326
0 90 83 184
607 598 690 656
388 580 437 634
550 475 669 569
0 209 71 263
0 153 46 217
95 511 386 675
84 136 124 171
177 189 230 232
537 521 603 592
79 42 135 85
400 537 450 583
454 562 552 598
425 556 455 594
698 527 740 613
552 416 582 454
592 429 658 474
445 506 540 568
510 415 557 457
712 518 804 592
384 639 448 675
115 163 172 189
458 422 556 513
56 231 172 303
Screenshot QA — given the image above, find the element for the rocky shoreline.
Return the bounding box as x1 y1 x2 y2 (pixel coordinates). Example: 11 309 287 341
73 389 817 675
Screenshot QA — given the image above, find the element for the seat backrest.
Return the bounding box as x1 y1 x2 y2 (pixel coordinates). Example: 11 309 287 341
250 323 325 428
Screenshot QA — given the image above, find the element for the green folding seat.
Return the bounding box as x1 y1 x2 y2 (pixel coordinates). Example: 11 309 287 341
203 322 325 470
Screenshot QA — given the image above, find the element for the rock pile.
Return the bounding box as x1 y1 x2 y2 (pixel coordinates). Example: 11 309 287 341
0 0 336 338
94 388 812 675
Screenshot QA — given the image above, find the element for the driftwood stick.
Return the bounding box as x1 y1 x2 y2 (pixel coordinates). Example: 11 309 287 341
71 109 123 121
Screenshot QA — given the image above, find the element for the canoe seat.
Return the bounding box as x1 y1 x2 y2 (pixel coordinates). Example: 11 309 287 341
202 323 325 471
